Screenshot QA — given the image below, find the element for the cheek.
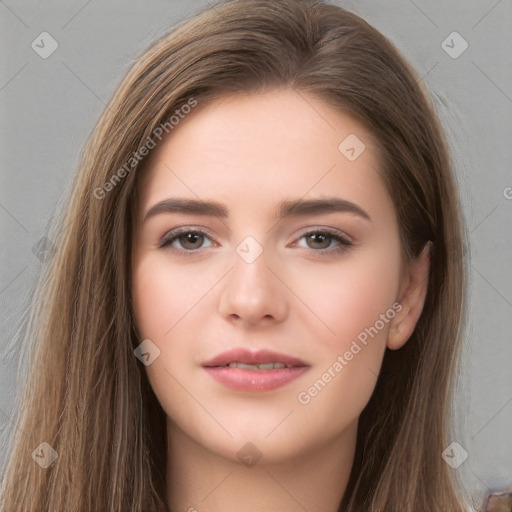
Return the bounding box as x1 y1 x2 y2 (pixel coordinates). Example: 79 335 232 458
291 249 401 416
292 249 401 354
131 257 207 422
131 256 209 337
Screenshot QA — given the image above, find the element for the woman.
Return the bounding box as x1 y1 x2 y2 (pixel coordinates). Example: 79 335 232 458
0 0 470 510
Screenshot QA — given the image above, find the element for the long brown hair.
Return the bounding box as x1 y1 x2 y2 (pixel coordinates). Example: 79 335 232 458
0 0 469 510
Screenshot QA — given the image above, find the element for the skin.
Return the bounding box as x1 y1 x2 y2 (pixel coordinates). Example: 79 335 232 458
131 88 430 512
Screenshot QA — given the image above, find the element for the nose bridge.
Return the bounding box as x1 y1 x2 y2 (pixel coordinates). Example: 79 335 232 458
217 233 288 324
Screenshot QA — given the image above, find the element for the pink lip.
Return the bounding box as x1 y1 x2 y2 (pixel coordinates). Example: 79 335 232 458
202 348 309 368
202 348 310 392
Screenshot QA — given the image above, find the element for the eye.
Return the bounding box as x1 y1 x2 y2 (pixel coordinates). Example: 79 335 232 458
293 229 353 255
159 227 214 253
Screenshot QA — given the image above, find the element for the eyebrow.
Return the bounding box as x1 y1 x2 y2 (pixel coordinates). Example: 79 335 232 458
142 196 372 224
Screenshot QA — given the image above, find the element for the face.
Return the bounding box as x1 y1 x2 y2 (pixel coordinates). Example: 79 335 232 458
131 88 410 465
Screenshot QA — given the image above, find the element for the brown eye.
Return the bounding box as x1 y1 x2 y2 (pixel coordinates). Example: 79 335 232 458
176 232 205 250
304 232 332 250
159 228 213 253
296 229 353 255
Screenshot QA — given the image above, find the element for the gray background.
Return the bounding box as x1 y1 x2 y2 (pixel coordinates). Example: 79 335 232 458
1 1 511 509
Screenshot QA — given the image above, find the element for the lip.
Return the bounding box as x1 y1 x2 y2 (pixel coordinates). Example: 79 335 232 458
202 348 309 368
202 348 310 392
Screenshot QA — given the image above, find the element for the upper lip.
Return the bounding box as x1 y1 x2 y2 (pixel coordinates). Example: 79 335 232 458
202 348 309 368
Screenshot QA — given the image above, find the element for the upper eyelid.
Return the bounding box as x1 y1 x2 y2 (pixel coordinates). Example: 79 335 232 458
159 226 213 242
160 225 350 237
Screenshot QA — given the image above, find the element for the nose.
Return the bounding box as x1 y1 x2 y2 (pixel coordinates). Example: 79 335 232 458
217 240 289 327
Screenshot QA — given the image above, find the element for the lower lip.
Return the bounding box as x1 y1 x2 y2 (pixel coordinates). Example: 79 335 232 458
203 366 310 392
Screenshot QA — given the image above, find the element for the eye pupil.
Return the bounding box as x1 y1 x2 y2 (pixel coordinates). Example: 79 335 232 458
307 233 330 249
181 232 203 249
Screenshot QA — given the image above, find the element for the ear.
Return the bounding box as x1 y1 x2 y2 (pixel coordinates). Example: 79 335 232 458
387 242 431 350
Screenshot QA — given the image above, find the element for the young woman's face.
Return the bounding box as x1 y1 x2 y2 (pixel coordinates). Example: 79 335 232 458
131 88 409 464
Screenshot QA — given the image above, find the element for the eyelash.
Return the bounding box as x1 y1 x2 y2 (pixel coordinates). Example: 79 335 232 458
158 226 353 257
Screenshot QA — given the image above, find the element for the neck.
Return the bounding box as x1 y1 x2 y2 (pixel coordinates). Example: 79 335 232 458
166 419 358 512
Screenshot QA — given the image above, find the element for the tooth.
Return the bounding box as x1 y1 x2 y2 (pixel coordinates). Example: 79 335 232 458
236 363 260 369
226 362 288 370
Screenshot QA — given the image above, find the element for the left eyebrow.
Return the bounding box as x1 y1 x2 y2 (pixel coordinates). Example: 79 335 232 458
142 196 372 224
278 197 371 221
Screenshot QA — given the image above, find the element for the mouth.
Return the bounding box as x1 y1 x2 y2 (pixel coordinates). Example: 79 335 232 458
202 347 309 368
202 348 310 392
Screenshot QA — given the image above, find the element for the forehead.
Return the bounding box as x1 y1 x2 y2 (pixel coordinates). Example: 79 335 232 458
134 88 392 224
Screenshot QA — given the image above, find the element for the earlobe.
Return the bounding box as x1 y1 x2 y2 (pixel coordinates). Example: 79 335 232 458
387 242 432 350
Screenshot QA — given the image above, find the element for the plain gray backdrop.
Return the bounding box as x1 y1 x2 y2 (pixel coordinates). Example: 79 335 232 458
1 1 511 510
